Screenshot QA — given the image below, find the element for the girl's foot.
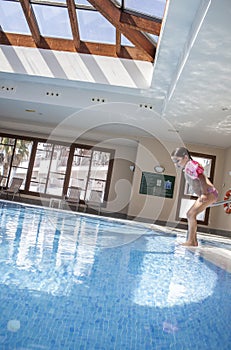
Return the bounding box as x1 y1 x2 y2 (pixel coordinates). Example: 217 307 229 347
181 241 198 247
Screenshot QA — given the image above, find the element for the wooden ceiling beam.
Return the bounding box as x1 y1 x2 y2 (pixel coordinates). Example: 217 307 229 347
19 0 41 45
120 10 161 36
66 0 81 50
87 0 156 60
115 29 121 56
0 32 153 62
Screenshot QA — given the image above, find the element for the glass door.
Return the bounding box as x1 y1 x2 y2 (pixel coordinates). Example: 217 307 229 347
176 152 216 225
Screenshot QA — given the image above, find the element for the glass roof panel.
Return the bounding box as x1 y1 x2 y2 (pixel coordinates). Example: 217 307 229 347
34 0 65 3
30 0 94 5
0 1 30 34
125 0 166 18
32 4 72 39
112 0 122 6
75 0 95 6
121 34 134 47
145 33 159 45
77 9 116 44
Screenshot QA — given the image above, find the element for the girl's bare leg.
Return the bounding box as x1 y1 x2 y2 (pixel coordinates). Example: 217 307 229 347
183 207 199 246
181 194 216 247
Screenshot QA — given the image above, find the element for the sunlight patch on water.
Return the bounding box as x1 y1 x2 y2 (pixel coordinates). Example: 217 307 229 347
132 240 217 307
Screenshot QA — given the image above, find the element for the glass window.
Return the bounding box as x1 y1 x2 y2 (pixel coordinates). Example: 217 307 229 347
0 2 30 34
69 148 111 201
30 143 70 196
85 151 110 201
11 140 33 189
30 142 51 193
86 179 105 201
46 145 69 196
0 137 33 189
39 0 66 3
0 133 114 205
124 0 166 18
146 33 159 44
47 145 70 195
115 0 122 6
33 4 72 39
78 9 116 44
90 151 110 179
121 34 134 47
0 137 15 145
0 137 15 187
69 147 92 199
75 0 95 6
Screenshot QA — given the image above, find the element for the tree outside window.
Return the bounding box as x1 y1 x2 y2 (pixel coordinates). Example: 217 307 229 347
0 137 32 189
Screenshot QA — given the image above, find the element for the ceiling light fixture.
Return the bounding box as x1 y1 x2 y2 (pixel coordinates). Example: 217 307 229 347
25 109 36 113
154 165 165 173
168 129 179 133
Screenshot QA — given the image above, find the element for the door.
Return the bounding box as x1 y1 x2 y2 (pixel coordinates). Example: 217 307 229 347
176 152 216 225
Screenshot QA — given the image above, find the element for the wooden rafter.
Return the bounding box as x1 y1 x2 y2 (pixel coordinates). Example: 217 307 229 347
0 32 154 62
66 0 81 50
19 0 41 45
120 10 161 35
87 0 156 60
116 29 121 56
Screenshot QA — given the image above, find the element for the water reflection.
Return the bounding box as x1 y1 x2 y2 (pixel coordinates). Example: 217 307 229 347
0 203 146 297
132 237 217 307
0 202 218 306
0 204 99 295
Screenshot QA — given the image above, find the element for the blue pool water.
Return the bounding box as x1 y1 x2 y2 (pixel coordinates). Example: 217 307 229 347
0 201 230 350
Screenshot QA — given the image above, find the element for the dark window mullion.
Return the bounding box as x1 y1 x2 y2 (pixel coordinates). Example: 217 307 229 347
25 140 37 192
7 139 17 187
45 144 55 193
83 148 93 201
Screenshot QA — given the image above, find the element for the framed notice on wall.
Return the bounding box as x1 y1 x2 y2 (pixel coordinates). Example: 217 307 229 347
139 172 175 198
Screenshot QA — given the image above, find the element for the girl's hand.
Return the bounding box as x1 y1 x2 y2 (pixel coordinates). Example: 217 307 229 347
200 194 208 203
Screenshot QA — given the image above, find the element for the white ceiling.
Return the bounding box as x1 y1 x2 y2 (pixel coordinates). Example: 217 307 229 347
0 0 230 149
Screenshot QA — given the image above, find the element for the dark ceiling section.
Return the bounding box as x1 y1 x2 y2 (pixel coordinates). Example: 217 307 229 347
0 0 163 62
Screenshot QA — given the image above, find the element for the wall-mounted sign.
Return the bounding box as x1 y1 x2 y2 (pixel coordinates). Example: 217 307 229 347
139 172 175 198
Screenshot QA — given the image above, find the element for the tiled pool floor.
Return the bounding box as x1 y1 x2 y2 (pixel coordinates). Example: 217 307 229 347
149 223 231 272
0 201 230 349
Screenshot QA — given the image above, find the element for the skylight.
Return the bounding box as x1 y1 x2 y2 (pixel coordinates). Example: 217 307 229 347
0 0 167 62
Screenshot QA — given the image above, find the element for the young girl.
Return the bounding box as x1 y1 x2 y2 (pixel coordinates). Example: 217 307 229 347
171 147 218 246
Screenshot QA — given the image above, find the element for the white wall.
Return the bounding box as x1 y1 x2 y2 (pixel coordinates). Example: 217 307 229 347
127 138 180 223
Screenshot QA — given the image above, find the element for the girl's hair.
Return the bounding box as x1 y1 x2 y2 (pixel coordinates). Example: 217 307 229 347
171 147 193 160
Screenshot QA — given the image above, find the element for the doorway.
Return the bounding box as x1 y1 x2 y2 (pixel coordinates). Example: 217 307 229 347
176 152 216 225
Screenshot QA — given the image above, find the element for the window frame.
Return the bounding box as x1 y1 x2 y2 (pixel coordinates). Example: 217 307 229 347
0 132 115 204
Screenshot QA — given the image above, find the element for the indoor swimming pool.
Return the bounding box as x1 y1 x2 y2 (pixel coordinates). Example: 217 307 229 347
0 200 230 350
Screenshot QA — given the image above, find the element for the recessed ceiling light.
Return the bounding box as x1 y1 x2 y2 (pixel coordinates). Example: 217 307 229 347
25 109 36 113
168 129 179 133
